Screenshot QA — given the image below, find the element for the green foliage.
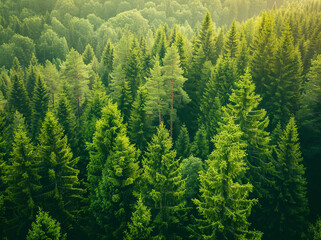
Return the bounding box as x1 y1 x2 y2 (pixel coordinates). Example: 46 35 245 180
124 196 153 240
82 44 95 65
99 40 114 88
268 117 308 240
190 125 210 161
37 112 84 221
26 209 67 240
194 118 262 240
223 20 239 59
175 124 191 159
26 54 41 98
142 123 185 239
309 218 321 240
199 11 216 63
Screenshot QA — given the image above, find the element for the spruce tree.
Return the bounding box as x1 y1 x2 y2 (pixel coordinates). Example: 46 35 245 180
83 43 95 65
8 71 32 126
236 32 249 76
37 112 84 221
99 40 114 88
224 70 273 198
31 76 49 140
4 123 40 237
124 196 153 240
268 117 309 240
190 125 210 161
194 118 262 240
26 54 41 98
26 210 67 240
223 20 239 59
152 26 167 63
142 123 185 239
199 11 216 63
175 124 191 159
128 86 149 151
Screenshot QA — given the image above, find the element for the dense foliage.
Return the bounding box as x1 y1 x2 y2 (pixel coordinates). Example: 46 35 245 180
0 0 320 239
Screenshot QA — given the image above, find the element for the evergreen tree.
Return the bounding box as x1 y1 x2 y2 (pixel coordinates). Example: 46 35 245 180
142 123 185 239
224 70 273 198
145 57 167 124
236 32 249 76
268 117 309 240
26 54 41 98
26 209 66 240
118 78 133 123
37 112 84 221
270 24 302 127
88 102 140 239
99 40 114 88
83 43 95 65
194 118 262 240
56 92 79 156
31 76 49 139
8 71 32 126
174 31 188 75
190 125 210 161
152 26 167 63
128 86 149 151
124 196 153 240
175 124 190 159
223 20 239 59
162 45 190 137
4 123 40 237
199 11 216 63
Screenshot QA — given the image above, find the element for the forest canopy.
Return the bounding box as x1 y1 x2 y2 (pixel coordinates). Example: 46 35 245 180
0 0 321 239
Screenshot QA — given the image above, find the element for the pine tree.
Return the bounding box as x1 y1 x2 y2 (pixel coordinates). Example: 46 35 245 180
190 125 210 161
8 71 32 126
267 117 309 240
145 57 167 124
223 20 239 59
128 86 149 151
224 70 273 198
236 32 249 76
175 124 190 159
118 78 133 123
199 11 216 63
152 26 167 63
193 118 262 240
26 54 41 98
31 76 49 140
56 92 79 156
270 24 302 127
162 45 190 137
124 196 153 240
88 102 140 239
83 43 95 65
37 112 84 221
99 40 114 88
4 123 40 237
26 209 67 240
142 123 185 239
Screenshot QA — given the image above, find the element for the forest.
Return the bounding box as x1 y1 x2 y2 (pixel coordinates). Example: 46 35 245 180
0 0 321 239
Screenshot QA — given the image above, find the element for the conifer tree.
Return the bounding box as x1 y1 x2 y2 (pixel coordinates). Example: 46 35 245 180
8 71 32 126
142 124 185 239
26 210 66 240
128 86 149 151
175 124 190 159
37 112 84 221
4 123 40 237
31 76 49 139
118 78 133 123
145 57 166 124
224 71 273 198
223 20 239 59
236 32 249 75
124 196 153 240
83 43 95 65
174 31 188 75
267 117 308 240
10 57 24 80
152 26 167 63
194 118 262 240
190 125 210 161
26 54 41 98
213 28 225 63
100 40 114 88
162 45 190 137
56 92 79 156
87 102 140 239
199 11 216 63
270 24 302 127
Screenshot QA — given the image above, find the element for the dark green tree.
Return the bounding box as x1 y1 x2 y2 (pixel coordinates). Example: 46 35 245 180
194 118 262 240
99 40 114 88
152 26 167 63
199 11 216 63
31 76 49 140
175 124 190 159
26 54 41 98
128 86 149 151
142 123 185 239
268 117 309 240
223 20 239 59
26 209 66 240
190 125 210 161
37 112 84 222
82 43 95 65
